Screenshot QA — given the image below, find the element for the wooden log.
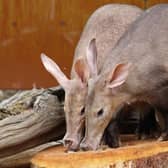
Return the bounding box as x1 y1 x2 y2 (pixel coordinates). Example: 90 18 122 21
31 136 168 168
0 86 66 167
0 141 62 168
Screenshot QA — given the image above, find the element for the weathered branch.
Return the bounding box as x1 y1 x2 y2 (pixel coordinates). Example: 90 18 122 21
0 141 62 168
0 86 66 167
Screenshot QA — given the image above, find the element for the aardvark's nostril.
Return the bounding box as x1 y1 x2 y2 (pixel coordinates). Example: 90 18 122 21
64 138 79 151
80 142 91 151
64 139 73 147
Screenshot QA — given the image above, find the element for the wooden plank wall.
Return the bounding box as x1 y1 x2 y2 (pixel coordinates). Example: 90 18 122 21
0 0 167 89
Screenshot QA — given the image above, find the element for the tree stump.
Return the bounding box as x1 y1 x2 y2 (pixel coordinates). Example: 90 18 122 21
31 136 168 168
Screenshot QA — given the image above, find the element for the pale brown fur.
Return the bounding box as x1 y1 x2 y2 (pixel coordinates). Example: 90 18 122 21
81 4 168 150
41 4 143 151
64 4 143 150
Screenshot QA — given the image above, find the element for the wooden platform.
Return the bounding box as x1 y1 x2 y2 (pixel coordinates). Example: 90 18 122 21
31 136 168 168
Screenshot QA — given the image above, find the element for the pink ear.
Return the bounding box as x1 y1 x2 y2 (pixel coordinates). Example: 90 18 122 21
86 38 98 77
74 59 90 83
41 53 70 90
107 63 131 89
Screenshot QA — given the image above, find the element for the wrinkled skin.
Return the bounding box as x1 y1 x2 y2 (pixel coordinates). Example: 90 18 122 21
81 4 168 150
41 54 89 151
41 4 143 151
63 80 87 150
81 77 131 150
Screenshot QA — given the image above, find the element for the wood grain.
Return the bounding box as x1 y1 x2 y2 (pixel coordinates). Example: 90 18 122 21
31 139 168 168
0 86 65 158
0 0 145 89
147 0 168 8
0 0 167 89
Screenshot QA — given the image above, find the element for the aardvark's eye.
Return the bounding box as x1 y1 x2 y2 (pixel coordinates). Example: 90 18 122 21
97 108 104 117
80 107 85 115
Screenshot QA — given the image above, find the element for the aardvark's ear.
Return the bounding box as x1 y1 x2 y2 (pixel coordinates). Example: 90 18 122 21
74 58 90 84
86 38 98 77
41 53 70 90
107 63 131 89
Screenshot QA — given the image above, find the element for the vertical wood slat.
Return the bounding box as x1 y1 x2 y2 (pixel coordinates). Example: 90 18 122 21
146 0 168 8
0 0 166 89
